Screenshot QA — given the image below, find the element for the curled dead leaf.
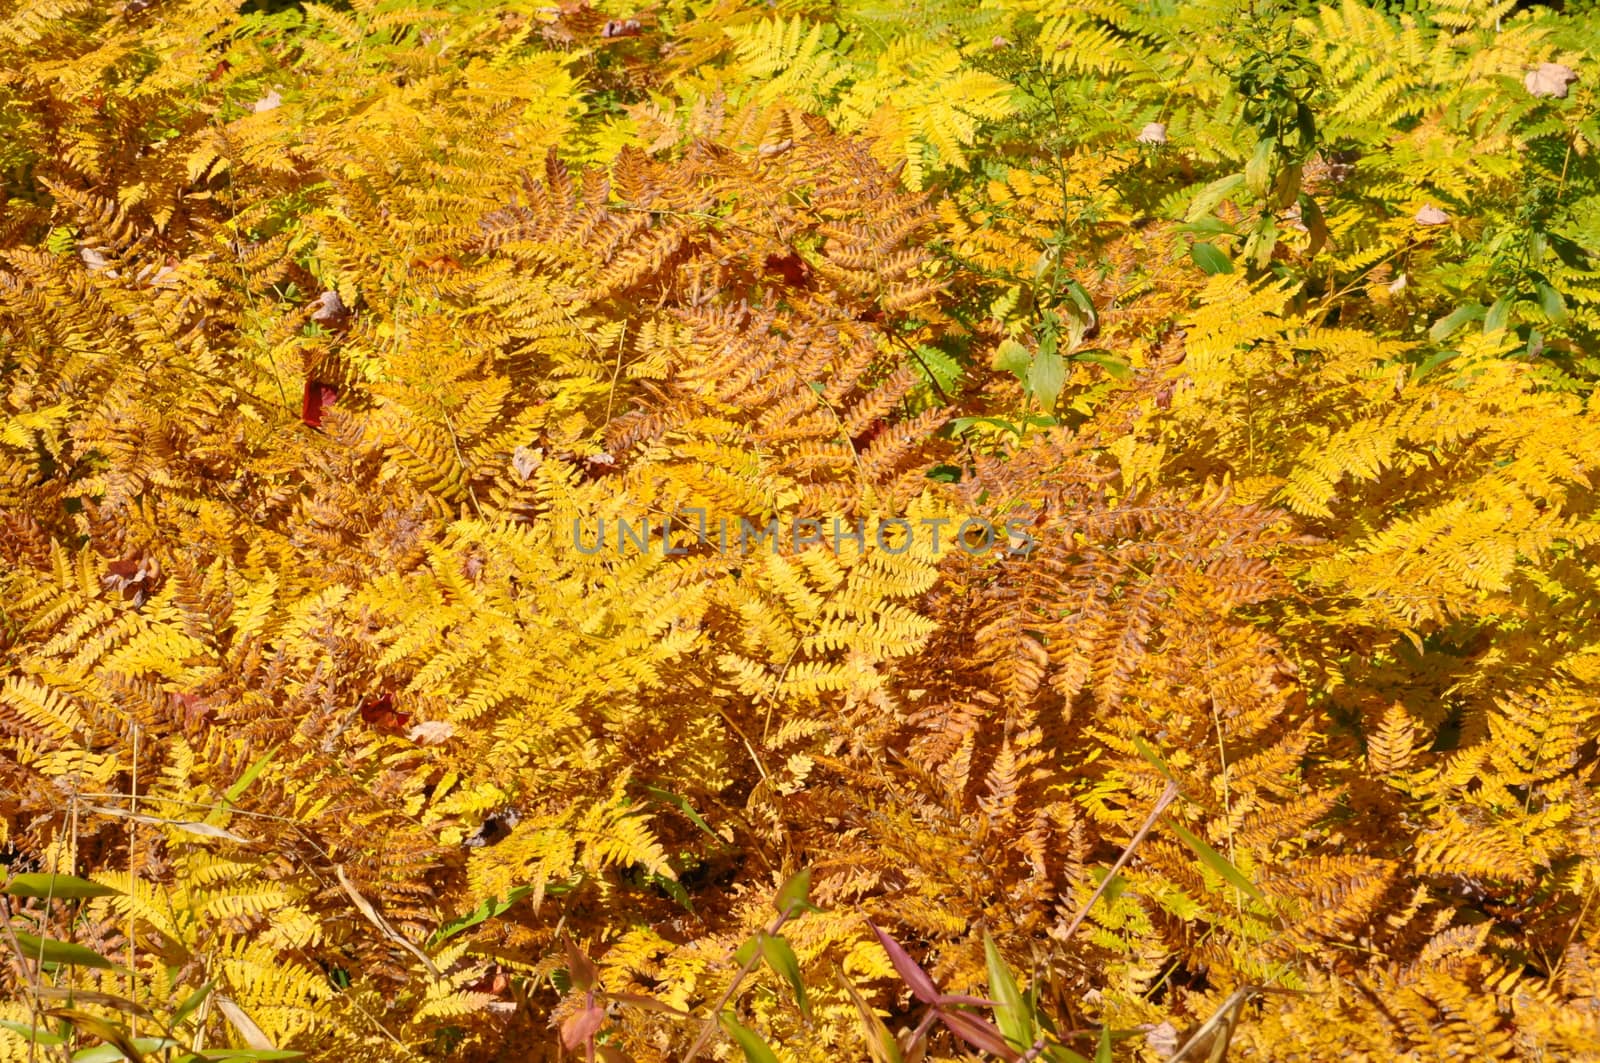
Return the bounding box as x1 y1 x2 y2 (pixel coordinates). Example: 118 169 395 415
1136 121 1168 145
1414 203 1450 226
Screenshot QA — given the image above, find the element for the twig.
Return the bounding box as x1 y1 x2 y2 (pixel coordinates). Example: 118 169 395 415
1057 780 1180 944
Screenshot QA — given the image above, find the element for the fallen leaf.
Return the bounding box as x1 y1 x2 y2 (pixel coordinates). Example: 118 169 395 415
1136 121 1168 145
407 720 455 746
1414 203 1449 226
1525 62 1578 99
559 999 605 1049
309 289 348 325
301 380 339 427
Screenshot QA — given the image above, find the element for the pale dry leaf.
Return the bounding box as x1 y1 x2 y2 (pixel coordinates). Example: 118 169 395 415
407 720 455 746
251 88 282 113
1143 1021 1180 1060
1414 203 1450 225
334 863 443 978
1525 62 1578 99
1136 121 1168 145
84 805 252 843
512 446 544 479
215 996 275 1050
310 289 348 325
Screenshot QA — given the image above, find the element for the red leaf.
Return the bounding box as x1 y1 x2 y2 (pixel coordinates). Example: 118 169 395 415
764 251 813 289
564 936 599 992
937 1007 1019 1060
559 999 604 1050
358 692 411 734
866 922 940 1005
301 380 339 427
935 993 1002 1008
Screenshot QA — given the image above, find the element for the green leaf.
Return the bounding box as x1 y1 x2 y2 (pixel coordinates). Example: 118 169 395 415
71 1038 177 1063
1175 217 1235 236
1536 281 1567 324
983 933 1034 1052
170 981 215 1027
1129 735 1179 786
1184 173 1245 222
429 886 534 948
720 1013 780 1063
993 339 1032 381
1428 303 1484 342
1190 242 1233 275
1412 348 1460 382
3 874 121 900
759 934 811 1020
774 867 818 918
1547 232 1592 270
950 416 1023 438
224 745 278 804
643 786 724 844
1027 348 1067 410
1245 136 1276 196
1072 351 1133 380
178 1051 305 1061
1166 820 1267 903
1094 1026 1113 1063
1483 293 1513 334
0 1019 67 1046
11 931 115 969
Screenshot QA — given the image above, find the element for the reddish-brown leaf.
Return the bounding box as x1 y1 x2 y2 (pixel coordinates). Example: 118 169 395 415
867 922 940 1005
301 380 339 427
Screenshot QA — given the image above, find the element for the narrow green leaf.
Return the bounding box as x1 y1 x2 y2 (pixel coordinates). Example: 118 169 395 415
1428 303 1484 342
1175 217 1236 236
950 416 1023 438
1184 173 1245 222
1129 735 1178 786
1190 242 1233 275
759 933 811 1020
3 874 121 900
1045 1046 1093 1063
1411 348 1459 382
1072 351 1133 380
1094 1026 1113 1063
170 981 215 1027
720 1013 780 1063
1547 232 1591 270
428 886 533 948
11 931 114 969
1166 820 1267 903
1483 293 1512 334
642 786 724 844
0 1019 67 1046
983 933 1034 1052
1536 281 1567 324
224 745 278 804
71 1038 176 1063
